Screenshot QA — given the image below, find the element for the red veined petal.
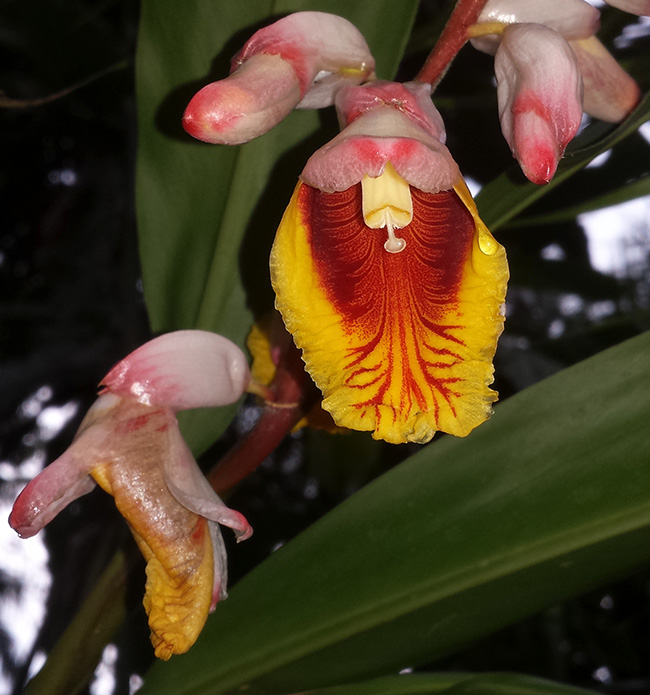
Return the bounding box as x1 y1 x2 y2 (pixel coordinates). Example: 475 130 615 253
271 181 508 444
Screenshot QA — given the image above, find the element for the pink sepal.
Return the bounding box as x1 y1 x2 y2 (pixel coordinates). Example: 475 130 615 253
570 37 640 123
8 394 119 538
183 55 301 145
157 409 252 609
603 0 650 14
301 83 460 194
101 330 250 412
9 471 95 539
471 0 600 54
495 24 583 184
235 11 375 108
162 430 253 542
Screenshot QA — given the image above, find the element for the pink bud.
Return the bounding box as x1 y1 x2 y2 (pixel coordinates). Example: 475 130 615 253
101 330 250 411
495 24 583 184
183 12 375 145
570 36 640 122
183 55 301 145
301 81 460 194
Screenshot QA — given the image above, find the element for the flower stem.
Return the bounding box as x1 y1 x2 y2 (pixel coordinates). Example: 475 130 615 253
415 0 490 90
208 336 318 495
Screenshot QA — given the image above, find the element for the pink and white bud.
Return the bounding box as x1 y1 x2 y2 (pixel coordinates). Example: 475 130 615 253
301 81 461 194
494 24 583 184
182 55 302 145
603 0 650 14
570 36 640 122
183 12 375 145
471 0 600 54
101 329 250 411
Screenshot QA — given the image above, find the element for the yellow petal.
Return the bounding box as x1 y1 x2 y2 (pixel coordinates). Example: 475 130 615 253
90 400 214 659
270 177 508 444
247 318 278 387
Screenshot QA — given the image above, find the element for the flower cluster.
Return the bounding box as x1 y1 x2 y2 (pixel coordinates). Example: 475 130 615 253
10 3 645 662
181 5 644 444
469 0 645 182
10 331 252 659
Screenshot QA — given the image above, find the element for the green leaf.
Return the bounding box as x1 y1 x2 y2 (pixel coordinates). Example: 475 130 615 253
299 672 599 695
476 92 650 231
511 174 650 228
23 551 130 695
135 0 418 450
140 331 650 695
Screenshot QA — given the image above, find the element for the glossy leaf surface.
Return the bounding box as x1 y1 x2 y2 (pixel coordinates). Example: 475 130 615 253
299 672 598 695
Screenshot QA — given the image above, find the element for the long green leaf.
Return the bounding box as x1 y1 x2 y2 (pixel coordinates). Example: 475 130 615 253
300 672 598 695
140 331 650 694
24 551 129 695
135 0 418 450
476 92 650 230
510 174 650 228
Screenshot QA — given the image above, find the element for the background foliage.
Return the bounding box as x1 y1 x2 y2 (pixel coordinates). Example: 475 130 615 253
1 1 649 694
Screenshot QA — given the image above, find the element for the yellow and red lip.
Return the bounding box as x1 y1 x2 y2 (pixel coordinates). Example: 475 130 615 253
270 171 508 445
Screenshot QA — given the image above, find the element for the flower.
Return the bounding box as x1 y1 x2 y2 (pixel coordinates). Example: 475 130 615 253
9 330 252 660
470 0 642 182
270 81 509 445
183 11 375 145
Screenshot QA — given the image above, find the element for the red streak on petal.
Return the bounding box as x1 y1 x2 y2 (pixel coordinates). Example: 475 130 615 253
190 517 207 544
512 89 550 122
303 183 474 423
117 409 166 434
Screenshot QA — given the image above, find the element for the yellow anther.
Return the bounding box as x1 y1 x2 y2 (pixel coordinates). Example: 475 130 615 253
467 21 508 39
361 162 412 254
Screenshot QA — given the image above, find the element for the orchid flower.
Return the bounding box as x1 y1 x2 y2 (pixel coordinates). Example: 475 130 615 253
183 11 375 145
470 0 641 183
9 330 252 660
270 81 509 445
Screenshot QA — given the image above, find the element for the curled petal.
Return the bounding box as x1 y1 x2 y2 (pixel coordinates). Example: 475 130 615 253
301 107 460 194
9 467 95 539
7 394 122 538
101 330 250 411
570 37 640 122
495 24 583 184
162 430 253 542
471 0 600 54
183 55 301 145
603 0 650 14
270 179 508 444
235 11 375 109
